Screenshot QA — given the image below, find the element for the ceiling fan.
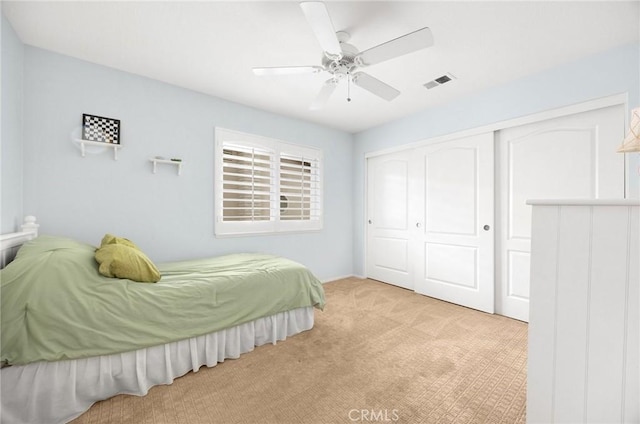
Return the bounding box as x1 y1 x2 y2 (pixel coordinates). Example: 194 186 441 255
253 2 434 110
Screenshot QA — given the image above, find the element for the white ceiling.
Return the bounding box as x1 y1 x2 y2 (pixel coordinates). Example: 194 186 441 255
3 1 639 133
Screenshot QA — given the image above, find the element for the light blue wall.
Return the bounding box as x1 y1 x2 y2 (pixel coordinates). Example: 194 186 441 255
10 27 640 281
22 47 354 281
352 42 640 276
1 14 24 233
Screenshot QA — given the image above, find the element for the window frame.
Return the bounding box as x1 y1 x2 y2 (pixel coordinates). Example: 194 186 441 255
214 128 323 237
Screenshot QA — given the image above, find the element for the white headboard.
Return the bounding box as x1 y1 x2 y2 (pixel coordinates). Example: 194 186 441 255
0 216 39 269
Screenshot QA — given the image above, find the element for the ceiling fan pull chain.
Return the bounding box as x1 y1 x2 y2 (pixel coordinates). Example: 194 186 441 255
347 72 352 102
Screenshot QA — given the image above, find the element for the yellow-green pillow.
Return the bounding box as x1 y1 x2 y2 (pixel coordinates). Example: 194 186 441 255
100 233 139 250
95 244 161 283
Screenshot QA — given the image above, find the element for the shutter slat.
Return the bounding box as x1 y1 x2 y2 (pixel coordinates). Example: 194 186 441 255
222 188 274 196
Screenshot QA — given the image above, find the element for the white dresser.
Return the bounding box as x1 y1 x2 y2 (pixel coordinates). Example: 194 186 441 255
527 200 639 423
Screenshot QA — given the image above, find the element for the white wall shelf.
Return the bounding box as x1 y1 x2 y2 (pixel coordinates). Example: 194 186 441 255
150 158 183 175
73 139 122 160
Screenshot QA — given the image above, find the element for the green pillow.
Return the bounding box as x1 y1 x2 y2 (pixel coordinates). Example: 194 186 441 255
95 243 161 283
100 233 140 250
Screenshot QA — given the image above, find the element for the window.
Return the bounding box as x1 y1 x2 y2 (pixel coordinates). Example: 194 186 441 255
215 128 322 236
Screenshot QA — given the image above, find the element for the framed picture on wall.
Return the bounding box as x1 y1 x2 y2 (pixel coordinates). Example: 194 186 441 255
82 114 121 144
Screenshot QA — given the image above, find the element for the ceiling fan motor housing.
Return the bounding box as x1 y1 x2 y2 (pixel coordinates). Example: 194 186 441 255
322 40 359 79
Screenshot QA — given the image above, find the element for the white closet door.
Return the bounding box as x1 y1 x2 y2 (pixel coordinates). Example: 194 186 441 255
413 133 495 313
497 104 625 322
366 151 415 289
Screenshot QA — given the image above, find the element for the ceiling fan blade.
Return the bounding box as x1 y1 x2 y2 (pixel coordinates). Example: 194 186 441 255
310 79 338 110
352 72 400 101
356 27 434 66
253 66 324 76
300 2 342 57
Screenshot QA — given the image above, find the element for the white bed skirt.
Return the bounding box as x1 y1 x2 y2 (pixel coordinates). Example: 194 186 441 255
0 306 314 424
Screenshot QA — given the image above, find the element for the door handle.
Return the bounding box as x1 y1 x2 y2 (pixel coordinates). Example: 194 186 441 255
483 225 490 231
368 220 372 224
416 222 422 228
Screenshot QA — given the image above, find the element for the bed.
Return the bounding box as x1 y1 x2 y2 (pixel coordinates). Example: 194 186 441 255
0 218 325 424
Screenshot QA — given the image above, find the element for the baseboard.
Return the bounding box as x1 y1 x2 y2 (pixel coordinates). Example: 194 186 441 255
321 275 363 283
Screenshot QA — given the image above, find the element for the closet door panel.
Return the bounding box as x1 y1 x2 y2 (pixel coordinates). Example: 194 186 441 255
366 152 415 290
424 243 478 289
424 147 477 236
414 132 495 313
498 104 625 322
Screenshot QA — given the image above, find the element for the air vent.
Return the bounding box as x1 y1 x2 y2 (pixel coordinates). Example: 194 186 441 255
424 81 439 89
423 73 456 90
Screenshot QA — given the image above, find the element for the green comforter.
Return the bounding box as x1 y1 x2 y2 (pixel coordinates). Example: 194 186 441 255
1 236 325 366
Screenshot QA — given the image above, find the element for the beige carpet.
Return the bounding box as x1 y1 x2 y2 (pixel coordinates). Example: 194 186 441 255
73 278 527 424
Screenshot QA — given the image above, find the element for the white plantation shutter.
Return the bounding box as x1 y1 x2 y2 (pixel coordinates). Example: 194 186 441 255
215 128 323 236
222 144 275 222
279 153 321 221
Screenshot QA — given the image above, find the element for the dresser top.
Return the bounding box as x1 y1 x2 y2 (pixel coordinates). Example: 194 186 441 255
527 199 640 206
